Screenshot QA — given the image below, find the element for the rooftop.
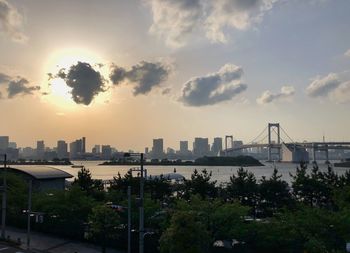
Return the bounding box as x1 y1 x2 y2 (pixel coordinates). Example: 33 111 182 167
2 166 73 180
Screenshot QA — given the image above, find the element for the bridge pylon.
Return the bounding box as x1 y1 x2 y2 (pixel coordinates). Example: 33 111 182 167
268 123 281 162
225 135 233 156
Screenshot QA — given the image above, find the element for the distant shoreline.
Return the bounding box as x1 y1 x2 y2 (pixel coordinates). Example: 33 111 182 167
99 156 264 167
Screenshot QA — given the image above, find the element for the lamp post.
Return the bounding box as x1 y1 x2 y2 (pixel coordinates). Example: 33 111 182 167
1 154 7 239
124 153 144 253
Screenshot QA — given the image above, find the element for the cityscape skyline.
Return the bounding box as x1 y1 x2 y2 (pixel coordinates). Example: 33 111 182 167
1 1 350 151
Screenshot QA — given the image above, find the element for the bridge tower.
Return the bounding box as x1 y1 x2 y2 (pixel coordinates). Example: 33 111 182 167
268 123 281 161
225 135 233 156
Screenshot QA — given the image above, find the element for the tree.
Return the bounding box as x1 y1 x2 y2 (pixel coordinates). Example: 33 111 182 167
226 168 259 208
88 204 121 253
291 163 333 208
72 167 105 200
182 169 217 199
160 211 211 253
259 168 292 216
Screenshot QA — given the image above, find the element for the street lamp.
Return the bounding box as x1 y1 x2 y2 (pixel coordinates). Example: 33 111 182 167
124 152 145 253
1 154 7 239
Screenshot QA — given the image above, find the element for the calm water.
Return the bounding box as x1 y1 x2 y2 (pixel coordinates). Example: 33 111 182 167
52 160 350 185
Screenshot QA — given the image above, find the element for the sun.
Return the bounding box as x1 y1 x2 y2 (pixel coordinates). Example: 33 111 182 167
42 48 110 109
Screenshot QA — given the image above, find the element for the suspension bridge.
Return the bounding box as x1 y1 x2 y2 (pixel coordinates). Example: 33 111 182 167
223 123 350 162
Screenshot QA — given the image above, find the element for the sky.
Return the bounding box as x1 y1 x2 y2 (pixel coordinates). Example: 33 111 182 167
0 0 350 152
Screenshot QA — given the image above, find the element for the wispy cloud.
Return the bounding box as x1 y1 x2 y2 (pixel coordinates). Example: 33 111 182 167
257 86 295 104
0 0 28 43
146 0 278 47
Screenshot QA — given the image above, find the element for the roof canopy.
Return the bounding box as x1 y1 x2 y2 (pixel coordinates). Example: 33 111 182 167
3 166 73 180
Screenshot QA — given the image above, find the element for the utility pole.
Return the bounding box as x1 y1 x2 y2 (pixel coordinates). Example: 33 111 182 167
139 153 144 253
1 154 7 239
27 179 32 250
128 186 131 253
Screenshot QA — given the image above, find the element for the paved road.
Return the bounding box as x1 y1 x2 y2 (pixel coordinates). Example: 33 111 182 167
5 227 124 253
0 243 26 253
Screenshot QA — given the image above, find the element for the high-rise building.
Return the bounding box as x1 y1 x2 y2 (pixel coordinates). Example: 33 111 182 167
82 137 86 153
36 140 45 160
193 137 210 157
101 145 112 160
69 137 85 159
0 136 9 150
57 140 68 159
152 138 164 158
179 141 189 154
211 137 223 155
92 145 101 154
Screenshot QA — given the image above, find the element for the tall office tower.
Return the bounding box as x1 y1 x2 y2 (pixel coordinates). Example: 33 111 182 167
152 138 164 158
193 137 210 157
0 136 9 150
101 145 112 160
82 137 86 153
179 141 189 154
211 137 223 155
92 145 101 154
36 140 45 160
57 140 68 159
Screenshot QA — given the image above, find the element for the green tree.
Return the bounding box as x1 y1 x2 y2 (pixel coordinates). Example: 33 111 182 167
73 167 105 200
259 168 292 216
226 168 259 209
182 169 217 199
160 211 211 253
88 204 121 253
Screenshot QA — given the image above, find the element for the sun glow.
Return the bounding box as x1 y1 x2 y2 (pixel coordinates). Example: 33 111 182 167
42 48 110 109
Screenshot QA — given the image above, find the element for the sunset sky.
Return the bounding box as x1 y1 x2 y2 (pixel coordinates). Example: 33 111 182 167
1 0 350 151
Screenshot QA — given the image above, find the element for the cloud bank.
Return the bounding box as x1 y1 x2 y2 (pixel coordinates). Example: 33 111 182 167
0 0 28 42
180 64 247 106
110 61 170 95
146 0 278 47
257 86 295 104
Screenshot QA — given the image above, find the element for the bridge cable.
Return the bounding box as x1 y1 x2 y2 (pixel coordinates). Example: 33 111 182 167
248 126 268 144
280 126 295 143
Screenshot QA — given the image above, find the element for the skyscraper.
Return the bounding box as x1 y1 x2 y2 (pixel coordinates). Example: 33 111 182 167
211 137 223 155
152 138 164 158
57 140 68 159
179 141 189 154
193 138 210 157
36 140 45 160
0 136 9 150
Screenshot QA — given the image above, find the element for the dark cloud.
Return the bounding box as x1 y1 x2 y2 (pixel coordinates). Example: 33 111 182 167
109 65 126 85
53 62 105 105
7 78 40 98
0 72 11 84
180 64 247 106
0 0 27 42
110 61 170 95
